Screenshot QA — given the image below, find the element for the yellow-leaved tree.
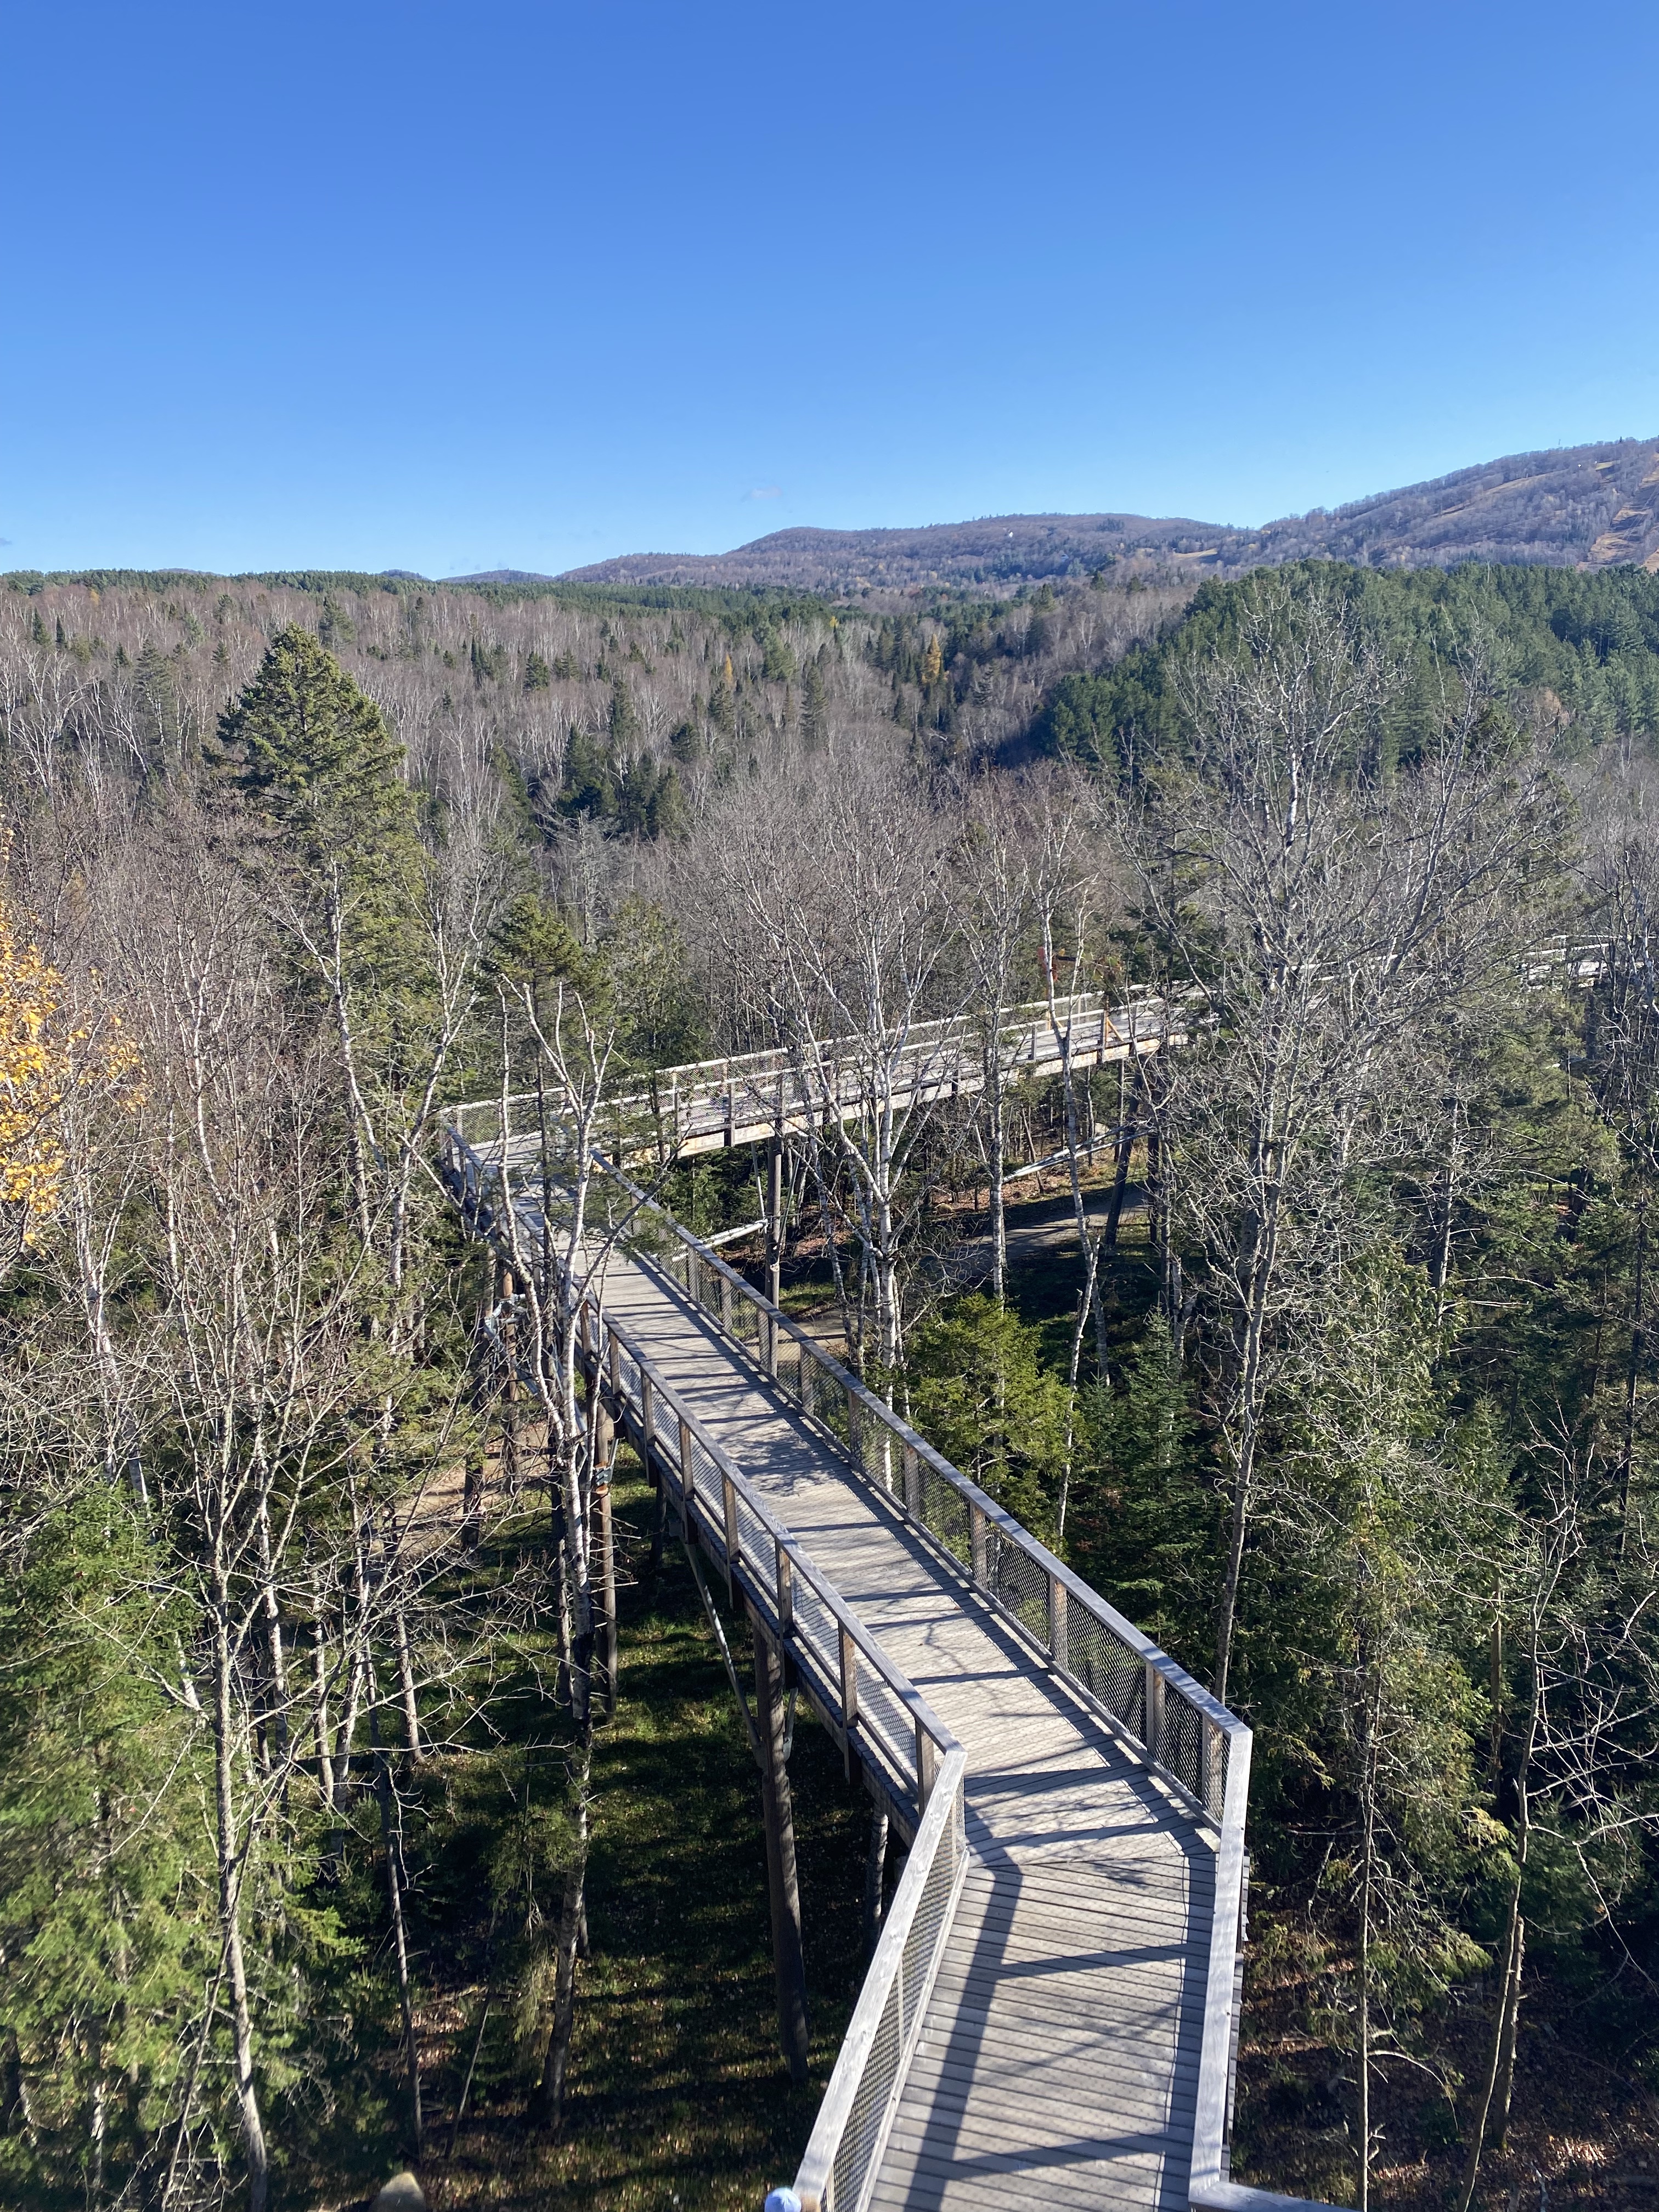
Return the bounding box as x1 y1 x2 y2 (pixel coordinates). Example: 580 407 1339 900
0 885 138 1277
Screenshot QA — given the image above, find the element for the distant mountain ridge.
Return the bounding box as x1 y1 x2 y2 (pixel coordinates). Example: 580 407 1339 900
559 437 1659 593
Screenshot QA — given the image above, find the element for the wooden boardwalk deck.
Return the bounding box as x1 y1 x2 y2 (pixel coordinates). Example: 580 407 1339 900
600 1249 1214 2211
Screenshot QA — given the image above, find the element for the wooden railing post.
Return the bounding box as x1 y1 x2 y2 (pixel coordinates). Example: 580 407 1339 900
1204 1718 1225 1819
720 1270 733 1335
916 1721 938 1812
969 1502 987 1587
1048 1577 1069 1670
839 1624 859 1776
641 1369 656 1455
903 1443 921 1520
722 1469 740 1599
1144 1660 1166 1766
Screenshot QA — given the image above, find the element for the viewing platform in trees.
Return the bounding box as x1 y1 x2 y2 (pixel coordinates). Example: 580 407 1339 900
442 1116 1333 2212
449 989 1195 1164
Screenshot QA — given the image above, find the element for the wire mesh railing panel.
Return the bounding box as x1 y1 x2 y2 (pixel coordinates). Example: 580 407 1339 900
814 1362 851 1447
900 1816 961 2045
985 1525 1051 1644
690 1436 721 1514
789 1573 840 1687
735 1491 771 1572
1065 1606 1146 1733
856 1415 895 1492
921 1465 971 1568
856 1667 918 1790
830 1974 903 2212
1161 1691 1204 1803
775 1338 804 1406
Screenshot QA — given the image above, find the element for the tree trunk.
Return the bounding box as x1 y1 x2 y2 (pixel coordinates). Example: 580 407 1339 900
535 1726 592 2130
309 1597 335 1809
371 1693 423 2161
753 1617 810 2081
211 1600 268 2212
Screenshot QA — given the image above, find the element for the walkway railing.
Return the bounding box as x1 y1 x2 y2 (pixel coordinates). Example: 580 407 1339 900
448 1121 1331 2212
583 1163 1263 2210
452 986 1189 1161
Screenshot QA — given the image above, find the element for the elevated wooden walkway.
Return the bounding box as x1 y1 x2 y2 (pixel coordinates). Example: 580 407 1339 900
450 988 1192 1162
443 1127 1328 2212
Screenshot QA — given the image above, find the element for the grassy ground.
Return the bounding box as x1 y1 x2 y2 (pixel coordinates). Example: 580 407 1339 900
408 1452 868 2212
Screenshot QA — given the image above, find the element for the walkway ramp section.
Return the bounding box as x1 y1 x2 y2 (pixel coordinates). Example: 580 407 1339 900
444 1136 1314 2212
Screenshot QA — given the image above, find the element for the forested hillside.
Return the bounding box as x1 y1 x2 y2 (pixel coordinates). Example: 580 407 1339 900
3 558 1659 2212
562 436 1659 590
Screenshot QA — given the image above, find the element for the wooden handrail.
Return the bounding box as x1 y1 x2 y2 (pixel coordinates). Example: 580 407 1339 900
445 1122 1331 2212
448 985 1194 1154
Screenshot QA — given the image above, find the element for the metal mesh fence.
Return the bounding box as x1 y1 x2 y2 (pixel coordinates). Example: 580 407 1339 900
734 1490 771 1575
790 1571 839 1688
690 1435 720 1511
830 1973 902 2212
1161 1691 1203 1804
984 1525 1051 1644
1066 1606 1146 1734
856 1662 917 1788
921 1465 971 1568
901 1815 961 2041
814 1361 851 1447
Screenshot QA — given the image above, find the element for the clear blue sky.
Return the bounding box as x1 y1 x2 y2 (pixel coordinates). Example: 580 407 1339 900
4 0 1656 578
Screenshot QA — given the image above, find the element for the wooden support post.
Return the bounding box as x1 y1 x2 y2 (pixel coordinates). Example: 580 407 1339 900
970 1502 988 1587
864 1801 890 1958
766 1130 785 1311
903 1443 921 1520
775 1539 793 1639
752 1615 810 2083
597 1468 618 1720
719 1270 733 1336
679 1415 696 1512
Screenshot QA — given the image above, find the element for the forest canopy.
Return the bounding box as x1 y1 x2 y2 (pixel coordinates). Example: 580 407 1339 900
2 556 1659 2212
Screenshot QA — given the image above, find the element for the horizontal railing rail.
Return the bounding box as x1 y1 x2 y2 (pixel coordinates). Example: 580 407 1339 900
451 986 1195 1159
791 1731 969 2212
445 1118 1338 2212
587 1156 1242 1825
583 1294 962 1833
446 1131 973 2209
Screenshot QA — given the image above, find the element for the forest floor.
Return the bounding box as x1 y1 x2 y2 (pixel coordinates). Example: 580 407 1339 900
322 1449 870 2212
1233 1894 1659 2212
